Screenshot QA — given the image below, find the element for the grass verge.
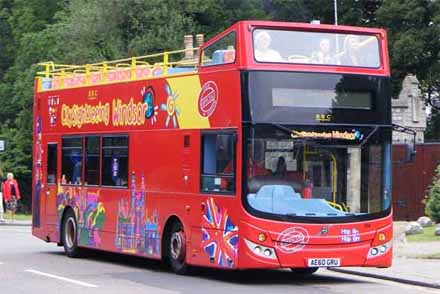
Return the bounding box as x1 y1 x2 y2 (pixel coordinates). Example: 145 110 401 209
10 213 32 221
407 226 440 242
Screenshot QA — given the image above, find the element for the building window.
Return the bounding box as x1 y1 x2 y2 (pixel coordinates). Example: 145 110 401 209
102 136 128 187
85 136 100 185
201 132 236 194
47 143 57 184
62 137 83 185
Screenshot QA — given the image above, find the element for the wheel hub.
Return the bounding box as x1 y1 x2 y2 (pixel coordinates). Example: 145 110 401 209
65 217 76 249
170 231 185 261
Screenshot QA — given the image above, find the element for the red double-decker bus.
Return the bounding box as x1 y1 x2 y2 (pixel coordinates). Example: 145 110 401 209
32 21 393 275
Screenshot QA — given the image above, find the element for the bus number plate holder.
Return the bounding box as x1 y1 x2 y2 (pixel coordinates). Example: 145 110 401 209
307 258 341 267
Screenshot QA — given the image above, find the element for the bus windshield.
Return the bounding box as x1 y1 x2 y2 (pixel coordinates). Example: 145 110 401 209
244 125 392 220
253 29 381 68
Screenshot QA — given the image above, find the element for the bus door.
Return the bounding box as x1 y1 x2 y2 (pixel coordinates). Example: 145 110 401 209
44 138 59 227
190 130 238 268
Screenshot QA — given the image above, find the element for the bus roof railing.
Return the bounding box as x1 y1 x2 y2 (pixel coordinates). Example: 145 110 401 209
36 47 200 92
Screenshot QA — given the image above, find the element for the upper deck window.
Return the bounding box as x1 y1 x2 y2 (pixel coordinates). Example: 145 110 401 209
253 29 381 68
202 32 236 66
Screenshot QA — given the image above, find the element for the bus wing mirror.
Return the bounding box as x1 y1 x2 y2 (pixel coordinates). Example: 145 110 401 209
392 124 416 163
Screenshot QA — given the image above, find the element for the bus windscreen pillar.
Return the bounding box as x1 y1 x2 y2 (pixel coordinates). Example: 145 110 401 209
347 148 361 213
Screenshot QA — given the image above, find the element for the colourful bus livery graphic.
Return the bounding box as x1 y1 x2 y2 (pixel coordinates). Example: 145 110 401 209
201 197 238 268
115 172 161 257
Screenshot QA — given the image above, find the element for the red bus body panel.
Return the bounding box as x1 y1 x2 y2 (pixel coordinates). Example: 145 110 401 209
32 21 392 270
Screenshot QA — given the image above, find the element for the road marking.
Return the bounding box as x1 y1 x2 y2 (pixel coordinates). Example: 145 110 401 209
25 269 98 288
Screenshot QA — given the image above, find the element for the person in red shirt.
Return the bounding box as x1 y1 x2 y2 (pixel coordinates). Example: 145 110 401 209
0 169 4 222
2 173 20 222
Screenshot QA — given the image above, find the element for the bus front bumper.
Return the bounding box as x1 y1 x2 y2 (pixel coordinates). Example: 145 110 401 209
240 237 393 269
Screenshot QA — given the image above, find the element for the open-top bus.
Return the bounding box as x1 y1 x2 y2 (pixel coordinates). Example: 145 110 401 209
32 21 393 274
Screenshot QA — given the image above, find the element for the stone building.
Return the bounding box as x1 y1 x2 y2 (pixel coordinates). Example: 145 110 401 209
392 74 427 143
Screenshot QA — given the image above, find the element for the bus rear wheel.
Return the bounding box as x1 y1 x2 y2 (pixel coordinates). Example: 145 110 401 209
62 210 81 258
290 267 318 276
168 222 189 274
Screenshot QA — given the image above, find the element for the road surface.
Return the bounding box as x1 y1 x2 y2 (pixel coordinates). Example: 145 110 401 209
0 226 435 294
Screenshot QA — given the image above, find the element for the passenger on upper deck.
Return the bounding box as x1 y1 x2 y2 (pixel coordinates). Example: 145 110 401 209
254 31 283 62
311 39 334 64
340 35 361 66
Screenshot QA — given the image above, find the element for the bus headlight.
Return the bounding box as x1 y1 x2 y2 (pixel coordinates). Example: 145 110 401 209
367 241 392 259
245 239 277 260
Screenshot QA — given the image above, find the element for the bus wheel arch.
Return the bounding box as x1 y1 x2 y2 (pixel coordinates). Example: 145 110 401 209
162 216 189 274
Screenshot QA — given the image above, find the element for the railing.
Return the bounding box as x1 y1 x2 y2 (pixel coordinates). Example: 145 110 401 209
36 47 199 91
326 200 349 212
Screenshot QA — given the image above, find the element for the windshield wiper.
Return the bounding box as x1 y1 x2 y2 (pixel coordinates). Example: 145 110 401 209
359 125 379 147
270 123 293 134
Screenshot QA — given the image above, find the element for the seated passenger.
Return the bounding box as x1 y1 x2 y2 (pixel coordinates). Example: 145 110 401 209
254 31 283 62
274 156 287 178
341 35 360 66
302 179 313 199
311 39 334 64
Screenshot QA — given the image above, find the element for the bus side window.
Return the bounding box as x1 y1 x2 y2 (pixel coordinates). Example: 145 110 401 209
61 137 83 185
201 31 236 66
201 132 236 194
102 136 128 187
47 143 57 184
85 136 100 186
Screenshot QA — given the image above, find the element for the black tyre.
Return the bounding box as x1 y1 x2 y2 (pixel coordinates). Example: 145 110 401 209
62 210 81 258
290 267 319 276
168 222 189 274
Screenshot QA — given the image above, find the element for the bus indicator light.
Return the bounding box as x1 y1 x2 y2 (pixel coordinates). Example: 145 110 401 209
258 233 267 242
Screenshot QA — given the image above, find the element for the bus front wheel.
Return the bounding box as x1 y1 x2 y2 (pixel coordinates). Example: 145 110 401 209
62 209 81 258
168 222 188 274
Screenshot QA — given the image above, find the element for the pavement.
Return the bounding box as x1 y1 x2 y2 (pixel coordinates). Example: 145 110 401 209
1 220 439 291
0 219 32 226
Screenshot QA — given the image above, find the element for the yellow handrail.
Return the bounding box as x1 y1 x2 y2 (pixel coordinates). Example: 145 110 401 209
37 47 198 76
326 200 348 212
36 47 200 91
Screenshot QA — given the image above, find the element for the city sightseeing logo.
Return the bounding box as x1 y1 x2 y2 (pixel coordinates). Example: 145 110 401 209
291 129 364 141
276 227 310 254
198 81 218 118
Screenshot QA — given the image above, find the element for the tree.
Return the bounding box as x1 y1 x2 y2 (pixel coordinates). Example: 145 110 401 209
376 0 440 97
0 0 64 211
425 165 440 222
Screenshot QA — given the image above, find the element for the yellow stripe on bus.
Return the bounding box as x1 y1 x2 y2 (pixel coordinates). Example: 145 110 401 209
166 75 210 129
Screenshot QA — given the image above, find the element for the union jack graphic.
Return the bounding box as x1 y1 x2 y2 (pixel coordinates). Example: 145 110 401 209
201 198 238 268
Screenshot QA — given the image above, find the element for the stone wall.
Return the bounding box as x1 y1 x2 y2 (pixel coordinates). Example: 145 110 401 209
392 74 427 143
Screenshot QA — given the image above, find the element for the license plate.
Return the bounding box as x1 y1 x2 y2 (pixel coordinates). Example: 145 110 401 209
307 258 341 267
